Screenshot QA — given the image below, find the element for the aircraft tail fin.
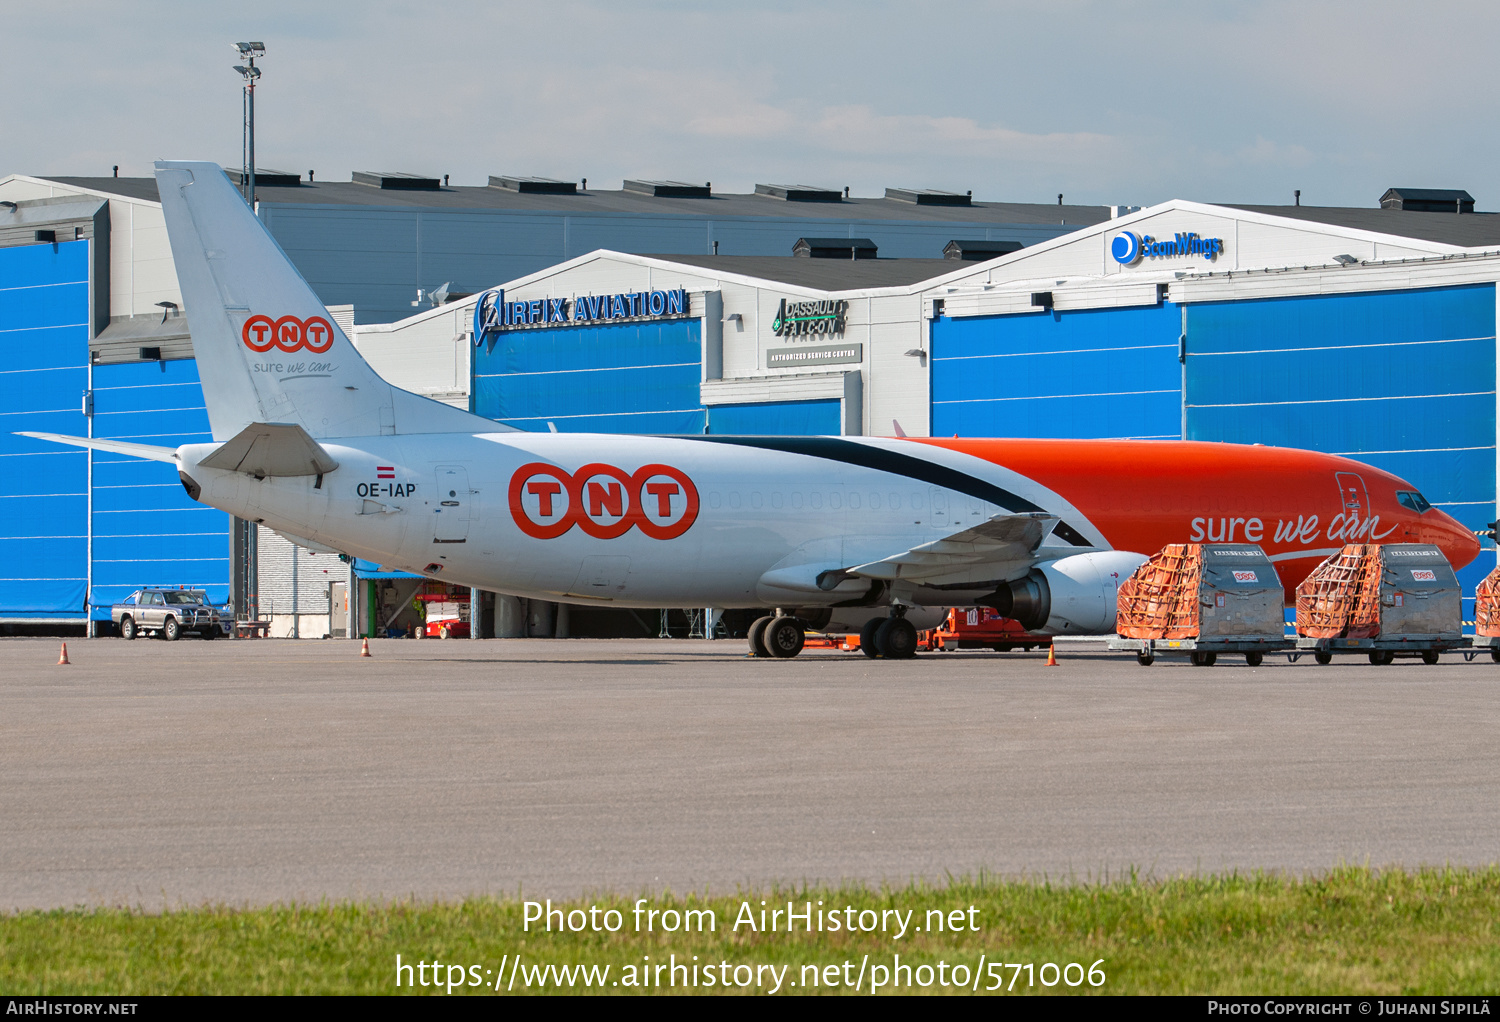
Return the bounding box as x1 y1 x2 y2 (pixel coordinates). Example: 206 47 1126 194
152 161 511 441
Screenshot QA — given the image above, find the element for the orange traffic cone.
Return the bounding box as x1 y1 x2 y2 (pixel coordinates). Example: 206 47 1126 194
1046 642 1057 667
58 642 70 665
360 638 371 658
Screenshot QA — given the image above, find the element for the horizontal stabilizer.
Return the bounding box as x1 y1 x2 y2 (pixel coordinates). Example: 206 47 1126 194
16 432 178 463
198 422 339 477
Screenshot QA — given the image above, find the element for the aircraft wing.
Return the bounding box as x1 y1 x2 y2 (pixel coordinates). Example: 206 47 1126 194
757 511 1076 601
846 512 1064 585
198 422 340 477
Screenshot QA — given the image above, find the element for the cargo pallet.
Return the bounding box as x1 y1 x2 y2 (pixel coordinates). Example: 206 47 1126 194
1108 636 1292 667
1288 635 1471 665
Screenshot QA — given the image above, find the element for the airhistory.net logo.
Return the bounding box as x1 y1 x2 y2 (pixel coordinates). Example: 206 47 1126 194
1111 230 1224 265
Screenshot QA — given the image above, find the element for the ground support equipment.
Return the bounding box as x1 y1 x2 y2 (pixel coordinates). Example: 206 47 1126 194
1109 636 1292 667
1288 635 1470 665
1462 635 1500 663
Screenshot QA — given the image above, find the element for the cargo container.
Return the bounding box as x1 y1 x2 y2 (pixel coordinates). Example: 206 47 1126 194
1468 565 1500 662
1292 543 1466 664
1108 543 1289 666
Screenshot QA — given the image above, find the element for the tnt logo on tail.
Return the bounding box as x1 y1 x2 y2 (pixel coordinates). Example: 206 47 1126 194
242 314 335 354
509 463 698 540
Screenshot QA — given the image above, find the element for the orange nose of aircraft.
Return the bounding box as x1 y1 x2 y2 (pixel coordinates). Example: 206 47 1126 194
1428 507 1482 571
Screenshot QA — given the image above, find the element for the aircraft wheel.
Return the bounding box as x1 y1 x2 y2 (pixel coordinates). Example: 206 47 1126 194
875 618 918 660
1422 650 1440 665
162 616 180 642
764 617 805 659
1314 651 1333 665
1245 652 1263 667
1136 652 1154 667
747 615 774 658
859 617 882 658
119 616 137 641
1491 648 1500 664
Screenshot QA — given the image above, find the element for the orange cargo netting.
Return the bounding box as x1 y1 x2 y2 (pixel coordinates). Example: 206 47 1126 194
1294 544 1383 639
1116 544 1203 639
1475 566 1500 637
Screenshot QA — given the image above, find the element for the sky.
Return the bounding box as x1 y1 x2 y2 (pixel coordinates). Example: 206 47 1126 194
3 0 1497 209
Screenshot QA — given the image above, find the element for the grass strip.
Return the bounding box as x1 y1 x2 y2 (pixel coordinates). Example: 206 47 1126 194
2 866 1498 995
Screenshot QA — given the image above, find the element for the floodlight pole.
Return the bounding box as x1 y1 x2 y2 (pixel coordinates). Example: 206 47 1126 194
232 43 264 207
247 62 255 206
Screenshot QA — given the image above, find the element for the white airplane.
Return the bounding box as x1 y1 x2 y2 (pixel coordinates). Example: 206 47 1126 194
20 161 1480 659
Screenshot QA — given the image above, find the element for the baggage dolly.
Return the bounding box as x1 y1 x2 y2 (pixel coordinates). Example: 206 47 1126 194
1461 634 1500 663
1289 635 1471 666
1109 636 1293 667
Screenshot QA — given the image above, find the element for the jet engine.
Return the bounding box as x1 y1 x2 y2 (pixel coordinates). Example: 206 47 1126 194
981 550 1148 635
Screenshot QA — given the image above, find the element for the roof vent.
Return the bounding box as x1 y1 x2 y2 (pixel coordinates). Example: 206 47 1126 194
756 183 843 202
943 239 1022 261
887 187 972 206
1379 187 1474 213
224 168 301 187
352 171 441 190
623 179 712 198
793 237 878 260
489 176 578 194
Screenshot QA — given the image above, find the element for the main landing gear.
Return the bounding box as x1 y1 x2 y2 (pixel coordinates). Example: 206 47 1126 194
860 608 918 660
747 612 806 659
747 608 921 661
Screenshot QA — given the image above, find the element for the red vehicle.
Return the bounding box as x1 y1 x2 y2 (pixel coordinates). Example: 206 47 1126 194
929 607 1051 652
424 618 470 639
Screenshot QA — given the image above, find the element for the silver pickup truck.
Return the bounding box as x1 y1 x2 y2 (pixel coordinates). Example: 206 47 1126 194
112 588 230 640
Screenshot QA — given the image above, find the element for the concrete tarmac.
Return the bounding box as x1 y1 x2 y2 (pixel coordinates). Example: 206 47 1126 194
3 636 1498 910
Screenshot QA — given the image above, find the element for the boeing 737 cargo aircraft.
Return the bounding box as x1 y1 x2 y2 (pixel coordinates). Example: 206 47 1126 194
21 162 1481 659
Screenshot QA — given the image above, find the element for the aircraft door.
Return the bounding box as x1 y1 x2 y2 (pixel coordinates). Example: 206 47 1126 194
1335 472 1369 518
930 487 951 530
434 465 472 543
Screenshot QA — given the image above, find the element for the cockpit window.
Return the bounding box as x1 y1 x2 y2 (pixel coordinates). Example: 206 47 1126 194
1396 491 1433 514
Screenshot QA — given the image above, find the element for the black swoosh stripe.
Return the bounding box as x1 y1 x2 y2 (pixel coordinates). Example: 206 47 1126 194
669 435 1092 547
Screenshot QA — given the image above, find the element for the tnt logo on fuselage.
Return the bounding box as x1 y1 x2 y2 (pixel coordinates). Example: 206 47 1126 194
509 462 699 540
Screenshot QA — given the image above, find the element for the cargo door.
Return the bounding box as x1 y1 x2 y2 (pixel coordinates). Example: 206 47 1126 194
570 555 632 598
433 465 471 543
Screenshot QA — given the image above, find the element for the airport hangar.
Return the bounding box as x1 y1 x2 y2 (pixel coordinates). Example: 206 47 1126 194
0 171 1107 636
1 171 1496 638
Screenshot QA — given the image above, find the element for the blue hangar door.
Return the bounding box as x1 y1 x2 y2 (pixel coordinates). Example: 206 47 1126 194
0 240 90 619
930 302 1183 439
1184 283 1496 609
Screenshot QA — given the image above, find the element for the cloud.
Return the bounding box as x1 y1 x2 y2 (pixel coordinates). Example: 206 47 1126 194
5 0 1500 207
